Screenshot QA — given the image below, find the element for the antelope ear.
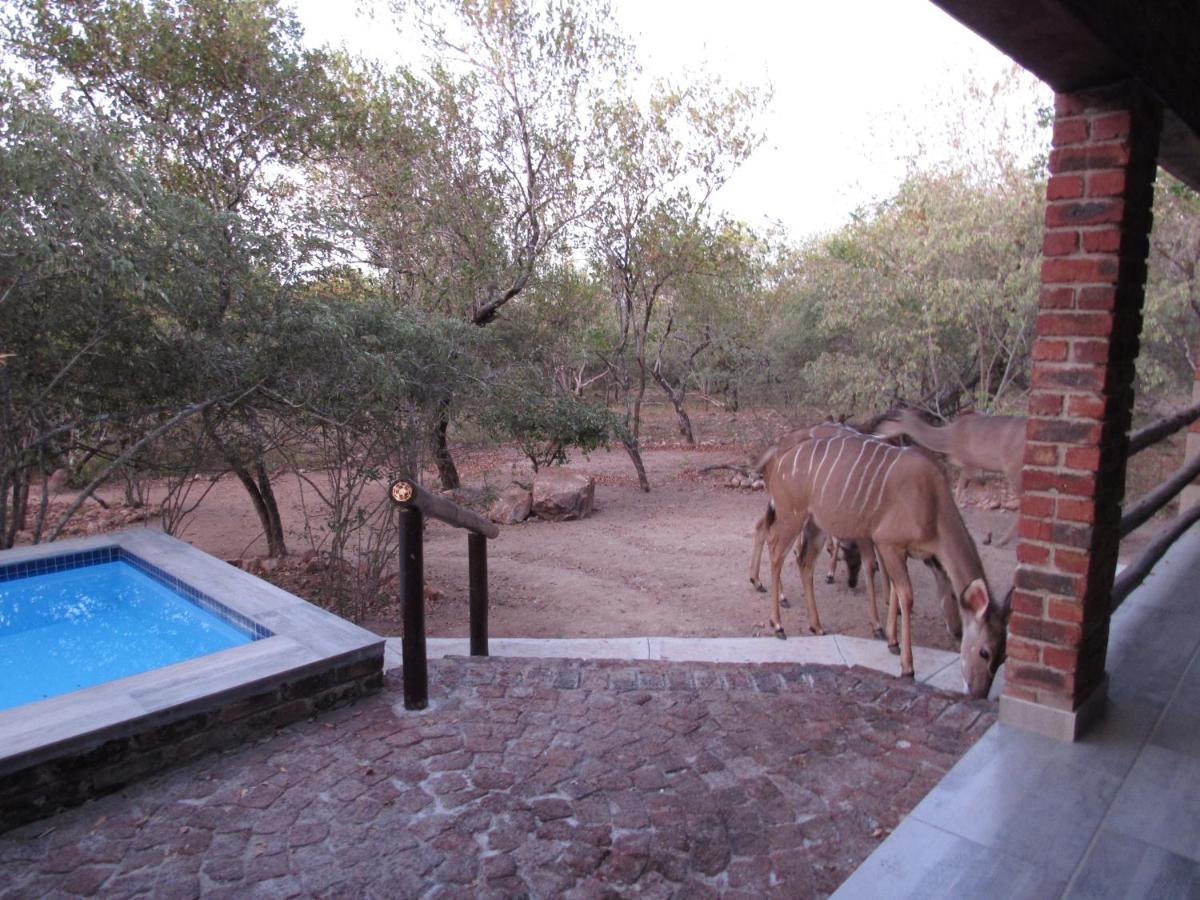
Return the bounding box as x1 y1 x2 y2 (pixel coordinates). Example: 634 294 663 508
960 579 990 621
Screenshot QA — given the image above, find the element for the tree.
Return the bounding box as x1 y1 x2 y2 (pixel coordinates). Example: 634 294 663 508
1142 173 1200 399
764 164 1044 418
591 76 765 487
6 0 350 555
648 220 764 437
327 0 632 488
0 79 242 547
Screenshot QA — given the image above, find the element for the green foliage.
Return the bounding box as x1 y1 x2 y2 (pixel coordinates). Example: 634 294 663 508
480 368 615 471
6 0 348 217
763 165 1043 417
1141 173 1200 401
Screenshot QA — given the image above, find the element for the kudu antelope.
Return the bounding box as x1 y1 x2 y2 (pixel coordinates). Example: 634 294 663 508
876 409 1026 545
748 421 902 642
760 430 1009 696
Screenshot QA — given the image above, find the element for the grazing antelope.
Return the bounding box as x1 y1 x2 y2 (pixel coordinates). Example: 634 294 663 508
749 421 905 643
760 430 1009 697
747 422 861 616
876 408 1026 544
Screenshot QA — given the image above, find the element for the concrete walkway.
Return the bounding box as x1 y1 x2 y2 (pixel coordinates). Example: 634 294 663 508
835 525 1200 899
385 635 967 693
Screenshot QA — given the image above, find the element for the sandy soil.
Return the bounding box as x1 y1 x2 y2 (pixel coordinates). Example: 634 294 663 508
33 406 1167 654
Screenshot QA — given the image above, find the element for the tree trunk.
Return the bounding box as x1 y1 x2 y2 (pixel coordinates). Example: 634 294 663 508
13 471 29 535
632 357 648 441
620 432 651 492
204 411 288 558
433 413 461 490
651 368 696 445
225 458 287 557
254 459 287 557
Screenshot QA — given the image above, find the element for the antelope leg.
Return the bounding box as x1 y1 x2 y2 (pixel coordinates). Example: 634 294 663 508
824 536 838 584
749 511 768 592
997 476 1022 546
797 520 826 635
861 541 885 641
883 561 899 653
878 546 914 677
766 529 791 639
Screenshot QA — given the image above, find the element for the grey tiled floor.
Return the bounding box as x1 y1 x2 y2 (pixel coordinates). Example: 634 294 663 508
835 525 1200 900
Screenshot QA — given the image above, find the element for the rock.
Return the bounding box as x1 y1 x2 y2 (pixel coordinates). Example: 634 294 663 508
489 484 532 525
751 479 765 490
531 468 595 521
225 558 244 569
260 558 279 574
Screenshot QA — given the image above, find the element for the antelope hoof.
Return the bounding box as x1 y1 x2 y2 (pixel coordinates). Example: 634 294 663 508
983 532 993 546
754 583 766 594
774 626 787 640
781 596 791 609
900 670 915 681
873 627 887 641
888 643 901 656
809 625 825 636
824 574 834 585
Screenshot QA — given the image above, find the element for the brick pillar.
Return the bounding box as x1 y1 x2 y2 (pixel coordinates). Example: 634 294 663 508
1001 82 1162 741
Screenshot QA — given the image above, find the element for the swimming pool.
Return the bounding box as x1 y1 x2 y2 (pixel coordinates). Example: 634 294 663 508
0 530 384 832
0 552 265 711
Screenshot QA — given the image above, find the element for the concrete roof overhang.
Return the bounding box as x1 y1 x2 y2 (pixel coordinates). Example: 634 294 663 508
929 0 1200 191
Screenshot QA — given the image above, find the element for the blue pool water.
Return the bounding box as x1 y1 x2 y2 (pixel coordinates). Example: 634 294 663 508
0 560 253 711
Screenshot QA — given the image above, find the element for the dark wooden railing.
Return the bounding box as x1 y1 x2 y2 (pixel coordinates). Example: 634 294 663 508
389 478 499 710
1111 399 1200 610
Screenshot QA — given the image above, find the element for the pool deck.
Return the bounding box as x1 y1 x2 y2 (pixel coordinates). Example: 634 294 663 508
0 530 384 829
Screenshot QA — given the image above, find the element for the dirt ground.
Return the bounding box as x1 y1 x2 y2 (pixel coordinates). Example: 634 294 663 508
32 405 1169 655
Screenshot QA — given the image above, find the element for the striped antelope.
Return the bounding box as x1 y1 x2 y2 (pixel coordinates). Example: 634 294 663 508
760 429 1009 696
749 421 902 642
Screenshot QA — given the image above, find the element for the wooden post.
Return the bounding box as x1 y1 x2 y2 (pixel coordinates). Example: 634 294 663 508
392 480 428 711
468 532 489 656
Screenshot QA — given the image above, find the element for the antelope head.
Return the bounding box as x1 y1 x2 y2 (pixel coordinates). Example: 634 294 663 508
958 580 1010 698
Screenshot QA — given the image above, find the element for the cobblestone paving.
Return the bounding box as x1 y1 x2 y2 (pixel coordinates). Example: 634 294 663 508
0 658 994 899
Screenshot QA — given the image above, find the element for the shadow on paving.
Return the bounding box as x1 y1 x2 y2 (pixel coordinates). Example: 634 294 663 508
0 658 994 899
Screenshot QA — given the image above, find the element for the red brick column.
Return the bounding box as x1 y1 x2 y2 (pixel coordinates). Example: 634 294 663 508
1002 83 1162 741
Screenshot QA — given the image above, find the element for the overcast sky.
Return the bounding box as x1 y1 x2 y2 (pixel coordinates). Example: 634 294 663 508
293 0 1052 240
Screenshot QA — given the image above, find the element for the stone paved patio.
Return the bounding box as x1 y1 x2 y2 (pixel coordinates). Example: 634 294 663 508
0 657 993 898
